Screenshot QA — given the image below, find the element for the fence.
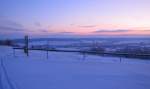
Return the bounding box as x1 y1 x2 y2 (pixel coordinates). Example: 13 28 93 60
12 36 150 60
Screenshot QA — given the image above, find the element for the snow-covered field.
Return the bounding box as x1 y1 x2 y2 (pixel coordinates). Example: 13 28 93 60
1 46 150 89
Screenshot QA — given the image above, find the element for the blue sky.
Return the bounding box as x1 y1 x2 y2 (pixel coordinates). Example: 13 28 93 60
0 0 150 39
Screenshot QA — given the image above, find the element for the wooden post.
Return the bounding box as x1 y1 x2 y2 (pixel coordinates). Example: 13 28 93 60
13 48 15 57
24 35 29 56
119 57 122 63
83 52 86 60
46 41 49 59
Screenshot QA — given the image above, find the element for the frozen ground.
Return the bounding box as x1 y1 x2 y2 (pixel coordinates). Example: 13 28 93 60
1 46 150 89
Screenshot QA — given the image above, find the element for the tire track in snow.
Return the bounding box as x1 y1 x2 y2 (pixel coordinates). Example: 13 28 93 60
0 58 4 89
0 57 17 89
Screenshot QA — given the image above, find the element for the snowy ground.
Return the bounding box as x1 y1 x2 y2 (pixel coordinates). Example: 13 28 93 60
1 46 150 89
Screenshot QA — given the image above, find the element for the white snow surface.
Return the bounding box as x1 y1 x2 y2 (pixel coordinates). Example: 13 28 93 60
1 46 150 89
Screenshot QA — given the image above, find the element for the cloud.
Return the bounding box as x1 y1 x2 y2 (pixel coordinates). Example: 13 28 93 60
0 19 23 28
91 29 150 36
93 29 130 33
0 18 26 33
143 30 150 32
59 32 75 34
34 22 42 27
37 29 49 33
0 26 26 32
79 25 97 28
70 24 74 26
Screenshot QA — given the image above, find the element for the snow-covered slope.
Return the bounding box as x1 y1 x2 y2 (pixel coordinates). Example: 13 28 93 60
1 46 150 89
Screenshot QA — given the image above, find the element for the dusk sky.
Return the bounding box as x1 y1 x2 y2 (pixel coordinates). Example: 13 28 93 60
0 0 150 39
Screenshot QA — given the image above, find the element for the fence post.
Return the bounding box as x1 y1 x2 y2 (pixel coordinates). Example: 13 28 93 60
119 56 122 63
24 35 29 56
82 52 86 60
46 41 49 59
13 48 15 57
